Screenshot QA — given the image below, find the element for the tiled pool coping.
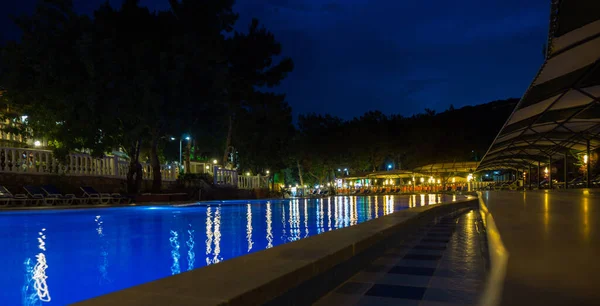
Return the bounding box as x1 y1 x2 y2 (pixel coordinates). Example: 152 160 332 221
73 198 479 306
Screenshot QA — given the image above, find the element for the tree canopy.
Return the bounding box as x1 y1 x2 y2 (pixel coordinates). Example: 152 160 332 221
0 1 522 193
0 0 293 193
291 98 518 186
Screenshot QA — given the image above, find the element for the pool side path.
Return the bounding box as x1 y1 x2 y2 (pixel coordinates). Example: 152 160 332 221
479 190 600 306
314 207 488 306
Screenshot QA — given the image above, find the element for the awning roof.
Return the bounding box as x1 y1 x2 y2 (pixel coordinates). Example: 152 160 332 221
413 161 479 174
478 1 600 171
366 170 423 179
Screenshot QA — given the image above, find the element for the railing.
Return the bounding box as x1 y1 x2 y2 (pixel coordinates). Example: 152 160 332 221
212 167 270 190
0 147 178 181
213 167 238 187
238 175 269 189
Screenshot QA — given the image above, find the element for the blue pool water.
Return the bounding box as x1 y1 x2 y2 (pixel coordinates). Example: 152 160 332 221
0 194 467 305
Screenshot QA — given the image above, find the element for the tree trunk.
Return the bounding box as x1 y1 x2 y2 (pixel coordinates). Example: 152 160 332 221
296 160 304 187
135 160 143 193
185 138 192 174
126 160 136 194
223 114 233 169
126 139 143 194
135 139 143 192
150 133 161 193
296 160 304 195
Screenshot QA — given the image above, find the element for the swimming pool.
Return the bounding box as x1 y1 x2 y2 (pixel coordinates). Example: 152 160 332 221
0 194 467 305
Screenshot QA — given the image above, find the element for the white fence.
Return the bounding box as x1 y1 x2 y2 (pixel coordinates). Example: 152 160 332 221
0 147 178 181
0 146 274 187
213 167 269 190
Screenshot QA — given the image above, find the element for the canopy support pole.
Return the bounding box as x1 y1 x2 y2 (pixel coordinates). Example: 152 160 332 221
528 164 532 190
537 161 541 189
548 156 552 189
587 139 591 188
564 152 568 189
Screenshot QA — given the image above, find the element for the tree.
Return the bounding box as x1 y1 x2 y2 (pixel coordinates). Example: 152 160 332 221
223 18 294 168
0 0 118 159
233 92 294 175
296 114 344 185
348 111 390 171
0 0 238 193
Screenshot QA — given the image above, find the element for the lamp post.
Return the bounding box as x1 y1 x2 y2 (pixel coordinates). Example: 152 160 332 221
174 135 190 167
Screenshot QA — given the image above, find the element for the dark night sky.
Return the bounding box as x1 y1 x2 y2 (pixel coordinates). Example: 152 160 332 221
2 0 550 119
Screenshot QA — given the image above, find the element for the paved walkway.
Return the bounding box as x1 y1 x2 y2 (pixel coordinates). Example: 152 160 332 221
314 208 488 306
481 190 600 306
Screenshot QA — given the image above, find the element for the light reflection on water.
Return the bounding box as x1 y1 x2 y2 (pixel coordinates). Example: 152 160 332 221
2 194 467 305
186 225 195 271
95 216 110 284
22 228 51 306
266 202 273 248
246 204 253 251
169 230 180 275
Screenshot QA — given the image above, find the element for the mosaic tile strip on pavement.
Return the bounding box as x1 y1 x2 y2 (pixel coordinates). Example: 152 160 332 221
314 208 489 306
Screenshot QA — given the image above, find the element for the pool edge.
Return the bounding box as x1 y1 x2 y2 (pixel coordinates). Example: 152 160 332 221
72 198 479 306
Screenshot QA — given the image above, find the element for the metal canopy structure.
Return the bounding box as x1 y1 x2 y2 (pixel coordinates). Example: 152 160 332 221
366 170 423 179
413 161 479 174
478 0 600 171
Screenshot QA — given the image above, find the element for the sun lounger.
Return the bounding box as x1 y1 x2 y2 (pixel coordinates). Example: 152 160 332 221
80 186 113 204
42 185 88 205
80 186 131 204
0 186 28 206
24 185 61 206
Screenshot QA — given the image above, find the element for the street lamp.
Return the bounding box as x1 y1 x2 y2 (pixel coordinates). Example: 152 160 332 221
266 170 270 174
34 140 41 147
213 159 218 164
178 135 190 166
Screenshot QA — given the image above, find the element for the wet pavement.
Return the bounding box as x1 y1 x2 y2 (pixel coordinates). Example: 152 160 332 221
314 208 488 306
481 190 600 306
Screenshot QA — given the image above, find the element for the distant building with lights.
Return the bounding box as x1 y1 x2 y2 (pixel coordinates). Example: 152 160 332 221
0 90 30 147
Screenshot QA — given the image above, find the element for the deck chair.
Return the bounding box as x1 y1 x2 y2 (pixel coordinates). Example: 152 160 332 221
42 185 88 205
80 186 112 204
80 187 131 204
0 186 28 206
24 186 61 206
